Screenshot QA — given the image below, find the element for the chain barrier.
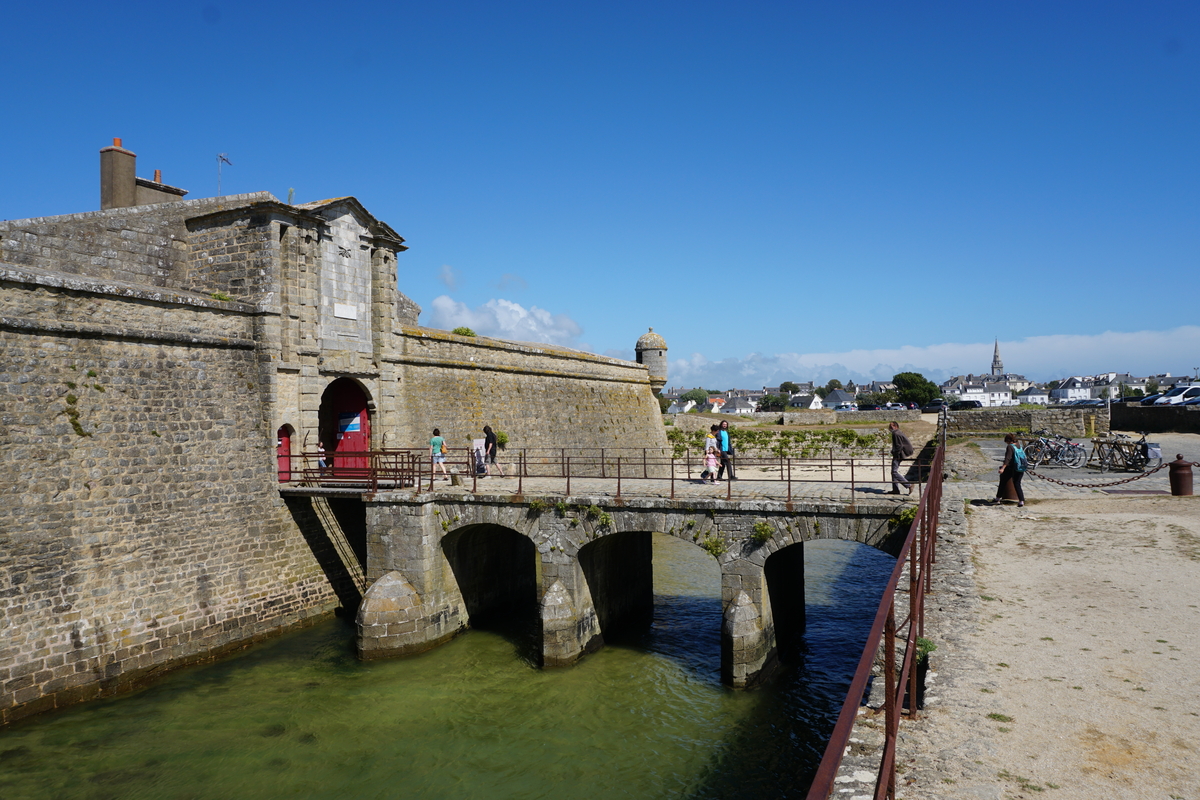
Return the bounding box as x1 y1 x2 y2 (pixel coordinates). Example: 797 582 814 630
1026 461 1168 489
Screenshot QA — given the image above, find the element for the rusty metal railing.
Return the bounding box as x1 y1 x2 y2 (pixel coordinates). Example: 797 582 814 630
805 442 944 800
278 446 937 500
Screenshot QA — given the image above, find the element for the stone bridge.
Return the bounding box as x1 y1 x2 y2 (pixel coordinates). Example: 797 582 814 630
341 491 906 688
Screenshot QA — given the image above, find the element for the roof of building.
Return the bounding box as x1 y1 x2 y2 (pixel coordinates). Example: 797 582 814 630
636 327 667 351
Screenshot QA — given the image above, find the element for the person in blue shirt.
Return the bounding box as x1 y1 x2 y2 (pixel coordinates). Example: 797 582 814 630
716 420 736 480
430 428 449 480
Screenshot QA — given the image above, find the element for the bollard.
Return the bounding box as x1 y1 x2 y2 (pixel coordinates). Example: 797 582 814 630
1168 455 1194 496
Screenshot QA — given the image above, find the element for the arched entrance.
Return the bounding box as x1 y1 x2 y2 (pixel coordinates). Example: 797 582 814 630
276 425 294 481
319 378 371 471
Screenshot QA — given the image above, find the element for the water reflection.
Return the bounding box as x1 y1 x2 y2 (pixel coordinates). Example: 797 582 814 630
0 535 893 800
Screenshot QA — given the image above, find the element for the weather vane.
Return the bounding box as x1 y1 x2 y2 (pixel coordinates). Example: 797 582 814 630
217 153 232 196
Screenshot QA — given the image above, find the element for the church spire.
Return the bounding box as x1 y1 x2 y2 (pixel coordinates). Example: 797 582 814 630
991 339 1004 376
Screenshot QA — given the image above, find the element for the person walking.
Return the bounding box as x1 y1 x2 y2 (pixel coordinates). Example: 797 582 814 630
483 425 505 477
702 445 721 484
430 428 449 480
889 421 914 495
716 419 736 481
995 432 1026 507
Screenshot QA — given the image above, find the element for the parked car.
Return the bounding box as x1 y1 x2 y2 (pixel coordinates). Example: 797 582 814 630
906 402 920 410
857 403 882 411
920 400 948 413
949 400 983 410
1140 394 1164 405
835 403 856 411
1154 386 1200 405
884 402 907 410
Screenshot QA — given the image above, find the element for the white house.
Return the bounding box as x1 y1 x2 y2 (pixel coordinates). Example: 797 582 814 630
1017 386 1049 405
666 399 696 414
822 389 856 409
960 382 1013 407
789 393 823 410
721 397 758 415
1050 377 1091 403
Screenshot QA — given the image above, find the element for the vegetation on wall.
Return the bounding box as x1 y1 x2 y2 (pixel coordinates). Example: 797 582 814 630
666 426 888 459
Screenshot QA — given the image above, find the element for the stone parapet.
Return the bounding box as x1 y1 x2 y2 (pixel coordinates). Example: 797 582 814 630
945 407 1109 437
0 193 272 288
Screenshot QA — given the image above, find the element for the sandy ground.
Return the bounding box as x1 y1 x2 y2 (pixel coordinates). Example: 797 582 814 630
895 493 1200 799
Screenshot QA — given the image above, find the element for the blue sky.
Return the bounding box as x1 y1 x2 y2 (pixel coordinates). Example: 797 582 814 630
3 1 1198 388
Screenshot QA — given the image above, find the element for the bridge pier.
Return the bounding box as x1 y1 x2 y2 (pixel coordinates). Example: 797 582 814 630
720 558 778 687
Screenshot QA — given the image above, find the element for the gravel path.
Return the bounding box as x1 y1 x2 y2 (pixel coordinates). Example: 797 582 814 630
889 486 1200 798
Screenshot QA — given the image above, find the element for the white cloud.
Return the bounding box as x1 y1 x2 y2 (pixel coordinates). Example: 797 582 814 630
666 327 1200 390
436 264 459 290
427 295 584 347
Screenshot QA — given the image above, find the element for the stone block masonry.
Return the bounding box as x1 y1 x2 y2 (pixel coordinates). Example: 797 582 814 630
0 271 339 725
0 193 272 289
945 407 1109 437
356 493 905 688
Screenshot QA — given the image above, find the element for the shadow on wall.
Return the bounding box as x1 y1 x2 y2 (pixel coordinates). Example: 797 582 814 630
284 496 368 614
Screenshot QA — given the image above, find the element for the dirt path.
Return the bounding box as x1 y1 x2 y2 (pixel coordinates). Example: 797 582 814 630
895 494 1200 799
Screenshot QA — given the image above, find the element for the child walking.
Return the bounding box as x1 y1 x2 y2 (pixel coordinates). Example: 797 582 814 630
702 446 721 484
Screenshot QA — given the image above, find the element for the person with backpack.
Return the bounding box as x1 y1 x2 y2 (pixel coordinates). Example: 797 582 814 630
888 421 914 494
430 428 449 481
995 432 1026 507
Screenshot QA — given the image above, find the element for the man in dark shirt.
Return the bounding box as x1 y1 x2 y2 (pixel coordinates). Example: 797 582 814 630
889 421 913 495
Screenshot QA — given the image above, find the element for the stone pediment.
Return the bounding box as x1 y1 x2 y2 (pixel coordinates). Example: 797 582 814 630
296 196 406 249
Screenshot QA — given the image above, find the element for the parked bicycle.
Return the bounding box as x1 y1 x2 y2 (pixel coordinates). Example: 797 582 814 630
1023 429 1086 469
1091 432 1162 472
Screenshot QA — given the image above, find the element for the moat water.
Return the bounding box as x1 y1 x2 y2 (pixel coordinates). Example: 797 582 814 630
0 535 893 799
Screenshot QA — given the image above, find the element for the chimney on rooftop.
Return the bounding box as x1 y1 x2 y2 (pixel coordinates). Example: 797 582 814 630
98 139 188 210
100 137 137 210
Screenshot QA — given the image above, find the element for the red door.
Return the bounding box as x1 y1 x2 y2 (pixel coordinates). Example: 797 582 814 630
321 379 370 471
276 426 292 481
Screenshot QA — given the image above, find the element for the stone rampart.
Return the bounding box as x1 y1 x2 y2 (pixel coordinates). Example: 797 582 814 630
1110 403 1200 434
0 188 671 723
1 265 670 723
0 270 339 725
389 327 668 455
945 407 1109 437
0 193 272 289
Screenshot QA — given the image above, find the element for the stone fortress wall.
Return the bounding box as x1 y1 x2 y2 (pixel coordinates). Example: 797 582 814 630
0 267 339 724
0 176 667 723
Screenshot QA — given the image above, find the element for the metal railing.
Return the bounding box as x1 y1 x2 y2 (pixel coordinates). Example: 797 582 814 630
279 446 937 500
805 442 944 800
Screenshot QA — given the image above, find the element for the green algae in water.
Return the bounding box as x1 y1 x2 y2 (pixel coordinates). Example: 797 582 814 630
0 537 892 800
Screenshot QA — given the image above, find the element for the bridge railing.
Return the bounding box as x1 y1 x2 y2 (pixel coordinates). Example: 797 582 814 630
805 442 945 800
280 446 937 500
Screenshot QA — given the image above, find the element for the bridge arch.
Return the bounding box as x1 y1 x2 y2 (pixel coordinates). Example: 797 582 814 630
440 523 540 637
355 495 904 686
577 531 654 642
